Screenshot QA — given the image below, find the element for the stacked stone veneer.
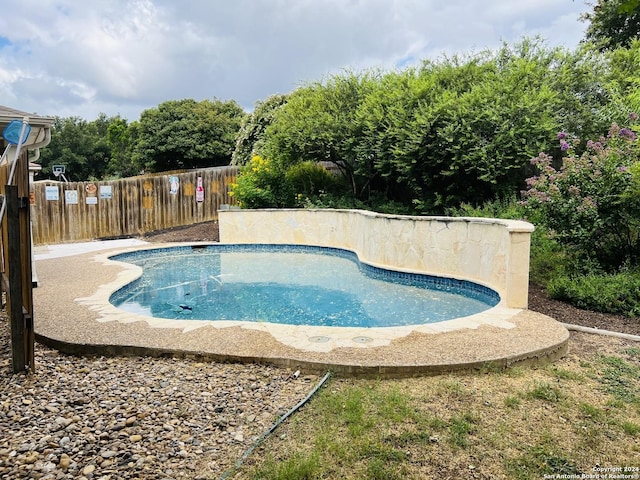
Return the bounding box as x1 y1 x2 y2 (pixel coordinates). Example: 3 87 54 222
218 209 534 309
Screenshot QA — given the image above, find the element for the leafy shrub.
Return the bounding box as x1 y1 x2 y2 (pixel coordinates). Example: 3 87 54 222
229 155 292 208
529 227 571 286
446 195 524 219
522 117 640 271
547 271 640 317
284 161 345 205
231 156 348 209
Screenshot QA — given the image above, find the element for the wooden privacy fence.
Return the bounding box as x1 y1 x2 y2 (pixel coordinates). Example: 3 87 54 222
31 166 238 245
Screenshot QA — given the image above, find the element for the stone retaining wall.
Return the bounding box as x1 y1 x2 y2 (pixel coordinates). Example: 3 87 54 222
218 209 534 309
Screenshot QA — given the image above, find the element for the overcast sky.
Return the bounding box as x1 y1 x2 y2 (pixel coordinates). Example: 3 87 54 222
0 0 591 122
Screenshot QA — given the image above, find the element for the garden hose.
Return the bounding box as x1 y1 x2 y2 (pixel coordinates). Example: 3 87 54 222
219 370 332 480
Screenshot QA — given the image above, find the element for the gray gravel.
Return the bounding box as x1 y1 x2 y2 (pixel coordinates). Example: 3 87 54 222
0 316 319 479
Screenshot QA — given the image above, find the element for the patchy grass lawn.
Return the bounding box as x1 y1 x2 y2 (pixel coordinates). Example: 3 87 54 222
226 332 640 479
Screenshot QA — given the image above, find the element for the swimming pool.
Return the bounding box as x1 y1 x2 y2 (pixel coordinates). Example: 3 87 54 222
109 245 499 328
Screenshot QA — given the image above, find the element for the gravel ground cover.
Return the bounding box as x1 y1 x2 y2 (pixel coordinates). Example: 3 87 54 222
0 316 318 479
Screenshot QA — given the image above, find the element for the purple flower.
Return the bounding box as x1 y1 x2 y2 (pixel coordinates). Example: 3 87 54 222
530 152 552 166
586 140 603 151
630 112 639 121
560 140 570 151
617 166 629 173
619 128 637 141
528 189 550 203
557 131 567 140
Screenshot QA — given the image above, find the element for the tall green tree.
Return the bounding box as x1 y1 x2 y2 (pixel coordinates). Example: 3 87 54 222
133 98 246 172
37 115 115 181
263 71 380 200
582 0 640 50
105 116 141 178
360 41 561 210
232 94 288 166
260 40 618 212
603 39 640 117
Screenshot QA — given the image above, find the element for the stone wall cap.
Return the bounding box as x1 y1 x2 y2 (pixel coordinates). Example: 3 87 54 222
218 208 535 232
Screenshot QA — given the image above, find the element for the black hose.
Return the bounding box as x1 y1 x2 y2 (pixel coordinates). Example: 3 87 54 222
219 371 332 479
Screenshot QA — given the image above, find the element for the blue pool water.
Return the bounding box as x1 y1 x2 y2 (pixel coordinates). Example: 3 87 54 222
109 245 500 328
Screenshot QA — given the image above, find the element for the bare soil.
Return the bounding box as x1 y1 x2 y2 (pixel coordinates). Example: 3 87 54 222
141 220 640 336
141 220 220 243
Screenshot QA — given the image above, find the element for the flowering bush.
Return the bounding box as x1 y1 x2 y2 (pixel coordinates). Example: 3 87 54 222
229 156 343 208
522 116 640 270
229 155 291 208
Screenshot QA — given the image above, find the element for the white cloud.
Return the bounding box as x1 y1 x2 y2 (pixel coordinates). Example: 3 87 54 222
0 0 592 121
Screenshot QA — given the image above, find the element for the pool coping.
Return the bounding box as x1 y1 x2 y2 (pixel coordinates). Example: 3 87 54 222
33 241 570 377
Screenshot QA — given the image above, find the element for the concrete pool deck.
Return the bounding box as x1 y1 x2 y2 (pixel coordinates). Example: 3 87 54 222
32 240 570 377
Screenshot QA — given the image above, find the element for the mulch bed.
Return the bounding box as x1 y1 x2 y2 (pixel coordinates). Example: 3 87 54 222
141 220 640 337
527 283 640 336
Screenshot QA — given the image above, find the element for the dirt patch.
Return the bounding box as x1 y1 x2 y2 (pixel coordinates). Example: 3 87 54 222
142 220 219 243
141 221 640 337
528 283 640 336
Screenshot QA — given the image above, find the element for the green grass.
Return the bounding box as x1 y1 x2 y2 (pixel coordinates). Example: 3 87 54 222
252 452 321 480
622 421 640 437
506 445 582 479
578 402 605 421
434 379 472 399
234 347 640 479
625 347 640 357
548 366 584 381
598 355 640 403
365 457 407 480
504 396 521 408
526 382 563 403
448 413 477 448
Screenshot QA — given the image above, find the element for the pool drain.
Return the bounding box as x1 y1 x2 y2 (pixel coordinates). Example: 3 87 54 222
308 336 331 343
352 336 373 344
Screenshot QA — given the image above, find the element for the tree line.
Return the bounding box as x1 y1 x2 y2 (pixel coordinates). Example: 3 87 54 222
37 0 638 205
232 38 639 212
37 98 246 181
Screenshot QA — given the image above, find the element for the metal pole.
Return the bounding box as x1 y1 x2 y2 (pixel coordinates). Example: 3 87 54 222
0 117 30 225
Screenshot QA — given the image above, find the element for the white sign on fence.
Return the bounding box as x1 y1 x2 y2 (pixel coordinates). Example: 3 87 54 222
169 176 179 195
65 190 78 205
45 186 59 201
99 185 112 199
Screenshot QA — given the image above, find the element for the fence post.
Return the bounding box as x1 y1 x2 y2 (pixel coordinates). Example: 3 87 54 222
6 185 27 371
5 185 35 373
